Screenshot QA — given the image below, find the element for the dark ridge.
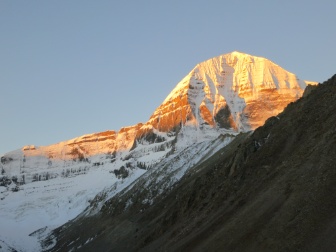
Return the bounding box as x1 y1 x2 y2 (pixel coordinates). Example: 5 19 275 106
45 74 336 252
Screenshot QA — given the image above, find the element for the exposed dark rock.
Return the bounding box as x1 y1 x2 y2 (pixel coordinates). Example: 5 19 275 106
215 105 237 129
1 156 13 165
114 166 129 179
303 83 319 97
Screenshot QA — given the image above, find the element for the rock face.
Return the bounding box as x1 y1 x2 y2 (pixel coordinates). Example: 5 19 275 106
5 51 314 162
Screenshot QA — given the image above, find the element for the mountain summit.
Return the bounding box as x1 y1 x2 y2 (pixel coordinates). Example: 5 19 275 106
7 51 313 162
146 51 308 132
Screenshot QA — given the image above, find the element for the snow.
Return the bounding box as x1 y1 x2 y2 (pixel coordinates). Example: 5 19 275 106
117 134 235 211
0 160 145 251
170 135 234 181
0 130 177 251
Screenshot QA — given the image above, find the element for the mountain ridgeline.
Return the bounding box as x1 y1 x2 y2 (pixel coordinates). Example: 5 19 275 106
45 74 336 251
3 52 310 162
0 52 324 251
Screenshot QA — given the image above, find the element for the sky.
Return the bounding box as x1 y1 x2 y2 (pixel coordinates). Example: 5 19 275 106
1 0 335 155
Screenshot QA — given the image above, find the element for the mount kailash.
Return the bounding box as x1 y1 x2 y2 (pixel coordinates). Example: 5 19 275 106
0 51 317 251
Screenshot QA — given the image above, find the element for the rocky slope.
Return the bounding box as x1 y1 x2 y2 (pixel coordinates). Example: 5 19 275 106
46 75 336 251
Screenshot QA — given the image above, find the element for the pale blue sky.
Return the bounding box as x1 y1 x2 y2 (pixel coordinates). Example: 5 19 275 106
1 0 335 154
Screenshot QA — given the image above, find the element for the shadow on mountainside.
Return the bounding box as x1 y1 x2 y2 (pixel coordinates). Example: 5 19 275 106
45 75 336 252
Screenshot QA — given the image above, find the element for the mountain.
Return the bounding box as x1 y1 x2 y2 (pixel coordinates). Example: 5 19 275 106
147 51 307 132
0 51 316 251
2 52 312 174
44 74 336 252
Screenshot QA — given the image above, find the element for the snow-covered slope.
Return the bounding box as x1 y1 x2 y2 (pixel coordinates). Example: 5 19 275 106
0 51 315 251
0 165 146 251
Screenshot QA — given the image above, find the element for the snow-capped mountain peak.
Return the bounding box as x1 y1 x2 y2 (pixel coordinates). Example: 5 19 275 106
148 51 310 135
2 51 314 175
0 51 316 251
